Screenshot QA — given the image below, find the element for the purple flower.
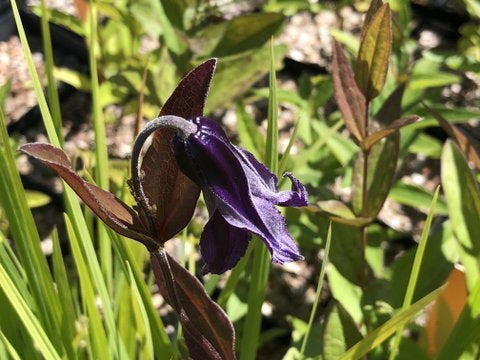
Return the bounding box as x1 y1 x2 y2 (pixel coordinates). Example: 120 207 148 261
172 116 308 274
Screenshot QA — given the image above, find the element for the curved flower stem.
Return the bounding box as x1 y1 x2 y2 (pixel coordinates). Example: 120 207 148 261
151 247 184 315
130 115 197 235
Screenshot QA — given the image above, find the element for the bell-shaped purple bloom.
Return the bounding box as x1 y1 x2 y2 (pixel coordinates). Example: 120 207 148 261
173 116 308 274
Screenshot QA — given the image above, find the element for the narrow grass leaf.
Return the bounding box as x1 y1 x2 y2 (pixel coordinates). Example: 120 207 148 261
52 229 78 360
107 229 174 359
127 262 154 360
0 329 21 360
0 110 63 350
0 263 61 360
64 215 110 360
278 116 301 176
40 0 62 140
300 222 332 357
389 186 440 359
339 286 444 360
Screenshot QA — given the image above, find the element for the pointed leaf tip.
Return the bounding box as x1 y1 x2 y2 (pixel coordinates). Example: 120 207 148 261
20 143 155 247
355 3 392 100
332 41 367 144
140 59 217 241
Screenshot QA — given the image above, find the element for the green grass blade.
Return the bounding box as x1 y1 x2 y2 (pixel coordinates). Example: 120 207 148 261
87 1 112 291
0 329 21 360
388 186 440 359
0 109 63 351
107 229 175 359
240 38 278 360
339 286 444 360
0 263 61 360
127 262 154 360
278 115 301 176
217 245 253 308
265 38 278 173
11 3 123 355
300 222 332 357
64 215 109 359
52 229 78 360
40 0 62 140
10 0 60 146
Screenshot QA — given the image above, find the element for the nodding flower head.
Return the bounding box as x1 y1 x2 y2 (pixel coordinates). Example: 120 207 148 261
171 116 308 274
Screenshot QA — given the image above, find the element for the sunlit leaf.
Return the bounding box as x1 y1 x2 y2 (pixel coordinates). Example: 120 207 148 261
352 134 399 218
323 302 362 360
441 140 480 290
355 3 392 100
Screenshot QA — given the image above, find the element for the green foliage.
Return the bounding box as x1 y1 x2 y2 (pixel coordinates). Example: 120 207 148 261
2 0 480 358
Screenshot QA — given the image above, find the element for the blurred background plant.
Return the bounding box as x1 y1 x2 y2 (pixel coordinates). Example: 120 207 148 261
1 0 480 359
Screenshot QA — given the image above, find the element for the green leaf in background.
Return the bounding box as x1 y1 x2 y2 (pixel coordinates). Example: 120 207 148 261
355 3 392 101
441 140 480 290
206 44 287 113
329 29 360 55
0 263 61 360
323 302 362 360
352 134 399 218
236 101 265 160
24 191 51 209
388 221 456 308
340 286 443 360
389 181 448 215
316 200 356 220
210 13 285 57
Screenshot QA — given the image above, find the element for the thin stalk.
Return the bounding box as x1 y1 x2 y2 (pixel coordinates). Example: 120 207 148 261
300 222 332 357
360 103 370 287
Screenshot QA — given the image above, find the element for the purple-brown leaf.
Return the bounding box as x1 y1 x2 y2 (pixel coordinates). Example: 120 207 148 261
363 115 421 151
140 59 217 241
151 252 236 360
426 104 480 171
331 41 367 144
20 143 154 247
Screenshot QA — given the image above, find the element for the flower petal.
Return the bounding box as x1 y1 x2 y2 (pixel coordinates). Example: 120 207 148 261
175 117 304 265
235 148 308 206
200 211 251 274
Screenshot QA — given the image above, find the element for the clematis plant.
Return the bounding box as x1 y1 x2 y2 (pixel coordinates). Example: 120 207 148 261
20 59 308 359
